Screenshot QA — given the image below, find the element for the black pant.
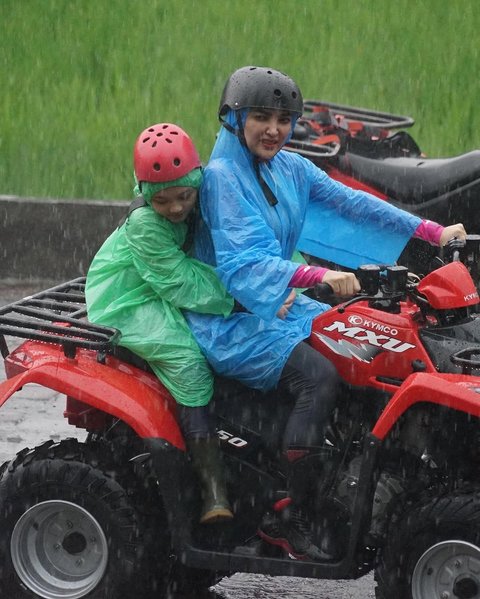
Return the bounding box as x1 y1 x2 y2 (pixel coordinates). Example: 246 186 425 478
279 341 339 451
178 404 214 441
179 341 339 449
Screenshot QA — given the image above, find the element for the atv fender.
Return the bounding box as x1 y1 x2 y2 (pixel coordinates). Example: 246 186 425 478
1 341 185 450
372 371 480 440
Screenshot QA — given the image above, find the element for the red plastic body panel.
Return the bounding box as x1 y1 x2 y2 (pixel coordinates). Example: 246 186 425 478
371 372 480 440
417 262 480 309
309 300 433 391
0 340 185 450
309 288 480 442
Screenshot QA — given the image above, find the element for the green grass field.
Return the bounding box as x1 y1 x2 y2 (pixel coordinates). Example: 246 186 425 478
1 0 479 200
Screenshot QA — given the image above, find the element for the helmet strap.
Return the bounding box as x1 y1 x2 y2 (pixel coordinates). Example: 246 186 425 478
235 111 247 147
253 158 278 207
221 110 247 148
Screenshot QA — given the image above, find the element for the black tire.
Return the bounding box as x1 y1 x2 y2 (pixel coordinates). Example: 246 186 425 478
375 490 480 599
0 438 169 599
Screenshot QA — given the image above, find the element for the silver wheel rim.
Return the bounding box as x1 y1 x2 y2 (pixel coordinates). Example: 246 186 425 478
11 500 108 599
412 539 480 599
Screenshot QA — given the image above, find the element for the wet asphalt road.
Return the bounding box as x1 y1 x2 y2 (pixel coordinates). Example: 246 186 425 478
0 282 374 599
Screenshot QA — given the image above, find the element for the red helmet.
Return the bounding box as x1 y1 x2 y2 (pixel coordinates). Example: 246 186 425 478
133 123 201 183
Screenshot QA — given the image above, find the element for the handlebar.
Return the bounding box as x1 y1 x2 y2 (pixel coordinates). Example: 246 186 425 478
313 283 334 302
443 236 466 263
311 234 480 315
315 235 479 298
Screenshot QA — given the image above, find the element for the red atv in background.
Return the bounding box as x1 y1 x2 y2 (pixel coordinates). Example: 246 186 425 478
1 239 480 599
287 101 480 274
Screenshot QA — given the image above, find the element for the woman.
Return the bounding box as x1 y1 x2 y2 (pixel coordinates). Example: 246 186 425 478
86 123 234 524
185 66 466 559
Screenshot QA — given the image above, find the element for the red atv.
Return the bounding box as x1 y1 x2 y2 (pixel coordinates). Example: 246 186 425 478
1 239 480 599
287 101 480 273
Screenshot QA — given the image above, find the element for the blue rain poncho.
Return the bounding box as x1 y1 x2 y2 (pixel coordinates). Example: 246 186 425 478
185 119 420 392
85 199 233 407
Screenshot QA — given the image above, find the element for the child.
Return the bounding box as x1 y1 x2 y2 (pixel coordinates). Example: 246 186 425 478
85 123 234 524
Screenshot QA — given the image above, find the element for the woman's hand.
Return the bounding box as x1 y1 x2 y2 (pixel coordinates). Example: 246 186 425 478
439 223 467 246
322 270 361 296
277 289 296 319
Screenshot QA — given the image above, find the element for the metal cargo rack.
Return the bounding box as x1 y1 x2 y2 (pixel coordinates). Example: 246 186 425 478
302 99 415 130
283 136 342 159
0 278 120 359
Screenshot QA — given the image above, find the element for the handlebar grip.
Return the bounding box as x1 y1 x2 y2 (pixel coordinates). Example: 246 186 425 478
445 237 465 250
445 236 466 262
314 283 334 301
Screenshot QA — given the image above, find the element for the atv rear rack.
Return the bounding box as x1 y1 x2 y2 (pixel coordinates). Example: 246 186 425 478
283 136 342 159
285 100 417 162
0 277 120 359
303 100 415 129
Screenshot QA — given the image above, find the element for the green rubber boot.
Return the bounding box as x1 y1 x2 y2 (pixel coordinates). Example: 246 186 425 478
187 438 234 524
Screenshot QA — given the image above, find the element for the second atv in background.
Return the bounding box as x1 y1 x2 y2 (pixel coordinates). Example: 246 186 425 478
287 100 480 273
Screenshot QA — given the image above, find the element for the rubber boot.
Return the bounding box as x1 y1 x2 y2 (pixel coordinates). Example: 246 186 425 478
187 438 234 524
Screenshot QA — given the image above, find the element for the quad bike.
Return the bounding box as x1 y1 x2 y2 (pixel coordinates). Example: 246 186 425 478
2 238 480 599
287 100 480 273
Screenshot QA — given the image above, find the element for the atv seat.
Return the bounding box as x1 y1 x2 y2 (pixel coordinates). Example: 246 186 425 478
340 150 480 205
112 345 155 374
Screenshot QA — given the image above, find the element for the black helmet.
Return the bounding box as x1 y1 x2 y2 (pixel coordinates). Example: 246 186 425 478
218 66 303 120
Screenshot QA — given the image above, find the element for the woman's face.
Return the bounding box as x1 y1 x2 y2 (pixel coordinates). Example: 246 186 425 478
243 109 293 160
150 186 197 223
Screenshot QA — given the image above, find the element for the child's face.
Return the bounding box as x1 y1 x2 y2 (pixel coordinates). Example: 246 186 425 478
150 186 197 223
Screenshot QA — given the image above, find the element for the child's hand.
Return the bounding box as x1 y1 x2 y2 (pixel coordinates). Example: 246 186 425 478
277 290 296 319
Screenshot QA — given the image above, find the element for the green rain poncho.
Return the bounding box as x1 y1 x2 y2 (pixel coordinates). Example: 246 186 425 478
85 186 233 407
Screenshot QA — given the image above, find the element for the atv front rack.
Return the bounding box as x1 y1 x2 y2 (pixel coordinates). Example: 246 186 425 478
0 278 120 359
451 347 480 373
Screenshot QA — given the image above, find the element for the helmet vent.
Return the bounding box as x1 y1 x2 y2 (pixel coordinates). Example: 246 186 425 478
274 89 281 97
173 158 181 166
166 138 173 144
171 131 178 136
156 132 163 137
153 163 161 171
142 137 150 143
292 92 298 99
152 141 157 148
